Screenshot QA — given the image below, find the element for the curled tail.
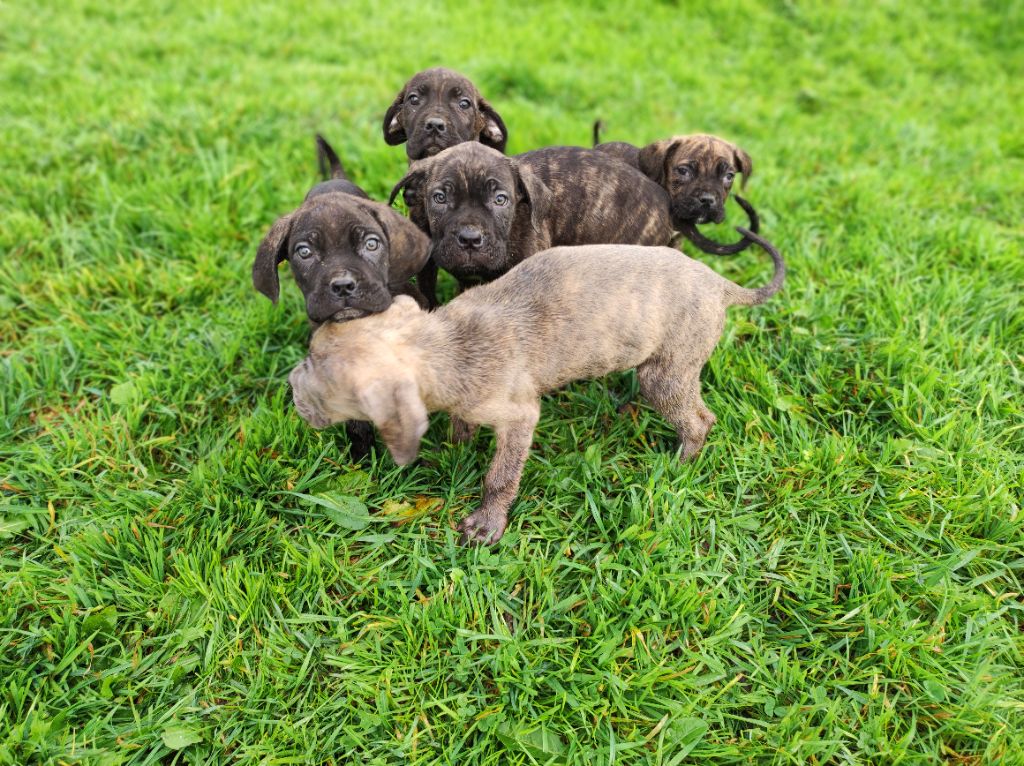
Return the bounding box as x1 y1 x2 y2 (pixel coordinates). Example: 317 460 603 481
315 134 348 181
726 227 786 306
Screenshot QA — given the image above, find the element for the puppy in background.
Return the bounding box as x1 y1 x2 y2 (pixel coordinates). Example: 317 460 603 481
289 230 785 545
253 135 431 458
383 67 507 161
596 128 758 254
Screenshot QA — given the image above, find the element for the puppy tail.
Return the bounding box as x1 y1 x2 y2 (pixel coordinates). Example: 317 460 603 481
726 227 786 306
592 119 604 147
315 134 349 181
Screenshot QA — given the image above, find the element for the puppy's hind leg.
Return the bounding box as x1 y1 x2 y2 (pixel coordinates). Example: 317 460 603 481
637 359 715 461
458 403 540 546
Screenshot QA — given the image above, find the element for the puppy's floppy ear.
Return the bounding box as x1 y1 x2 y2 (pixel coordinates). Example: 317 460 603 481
389 162 431 235
732 145 753 189
638 139 681 188
253 212 293 303
382 87 408 146
477 98 508 153
358 378 428 466
513 162 552 234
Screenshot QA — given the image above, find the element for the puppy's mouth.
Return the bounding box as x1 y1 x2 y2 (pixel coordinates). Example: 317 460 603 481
431 237 509 281
671 202 726 227
329 307 370 321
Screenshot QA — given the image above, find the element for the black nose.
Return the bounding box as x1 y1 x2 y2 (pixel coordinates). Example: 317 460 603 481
425 117 446 134
456 226 484 249
330 276 356 296
699 193 716 208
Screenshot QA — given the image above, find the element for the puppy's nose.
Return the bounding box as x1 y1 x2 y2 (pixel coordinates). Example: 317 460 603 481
699 193 716 208
330 275 356 296
425 117 446 134
456 226 484 249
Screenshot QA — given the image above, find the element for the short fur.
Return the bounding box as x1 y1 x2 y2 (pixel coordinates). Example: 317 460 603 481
390 143 674 290
289 230 785 545
252 192 430 323
383 67 507 161
596 133 752 228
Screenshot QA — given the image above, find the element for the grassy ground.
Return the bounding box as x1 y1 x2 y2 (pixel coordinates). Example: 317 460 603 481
2 1 1023 763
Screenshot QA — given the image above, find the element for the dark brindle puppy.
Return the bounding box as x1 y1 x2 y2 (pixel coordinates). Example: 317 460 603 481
383 68 508 304
390 143 674 289
596 133 756 254
252 136 430 458
383 67 507 161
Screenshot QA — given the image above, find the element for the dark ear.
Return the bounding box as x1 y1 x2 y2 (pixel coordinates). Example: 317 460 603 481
733 145 753 189
638 139 681 188
388 163 430 235
253 212 293 303
477 98 508 153
382 87 408 146
514 162 552 234
359 378 428 466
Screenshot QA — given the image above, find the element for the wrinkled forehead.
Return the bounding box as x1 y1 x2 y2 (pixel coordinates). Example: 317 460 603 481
428 149 514 191
292 196 382 240
406 69 478 99
671 136 736 170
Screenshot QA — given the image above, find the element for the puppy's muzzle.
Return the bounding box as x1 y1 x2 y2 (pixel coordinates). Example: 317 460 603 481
456 225 485 250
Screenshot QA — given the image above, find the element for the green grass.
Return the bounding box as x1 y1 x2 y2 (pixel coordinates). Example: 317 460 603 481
2 0 1023 763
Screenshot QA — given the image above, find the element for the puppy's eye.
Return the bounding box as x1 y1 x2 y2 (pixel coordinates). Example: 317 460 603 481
493 192 509 206
432 191 447 205
364 236 381 252
676 166 692 179
458 98 472 110
406 93 420 106
295 244 313 259
724 171 736 183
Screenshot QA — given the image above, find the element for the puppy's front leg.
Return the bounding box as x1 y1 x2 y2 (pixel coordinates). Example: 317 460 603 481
457 404 539 546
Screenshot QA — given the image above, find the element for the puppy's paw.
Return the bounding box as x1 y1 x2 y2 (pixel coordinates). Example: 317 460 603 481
450 417 478 444
457 509 507 546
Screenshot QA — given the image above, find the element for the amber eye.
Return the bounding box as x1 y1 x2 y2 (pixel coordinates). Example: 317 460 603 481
365 237 381 252
494 192 509 206
432 191 447 205
295 244 313 259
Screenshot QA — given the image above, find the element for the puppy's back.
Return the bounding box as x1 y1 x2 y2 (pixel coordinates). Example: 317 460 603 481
516 147 672 247
445 245 729 388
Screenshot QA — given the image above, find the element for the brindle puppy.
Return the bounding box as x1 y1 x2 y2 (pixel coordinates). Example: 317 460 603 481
383 67 507 161
253 136 430 458
288 230 785 545
390 143 673 290
252 141 430 323
596 133 756 253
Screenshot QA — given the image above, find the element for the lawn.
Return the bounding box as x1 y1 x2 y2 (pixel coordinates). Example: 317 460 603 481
1 1 1022 763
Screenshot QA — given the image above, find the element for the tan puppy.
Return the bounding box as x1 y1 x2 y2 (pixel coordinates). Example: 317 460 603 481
289 229 784 545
